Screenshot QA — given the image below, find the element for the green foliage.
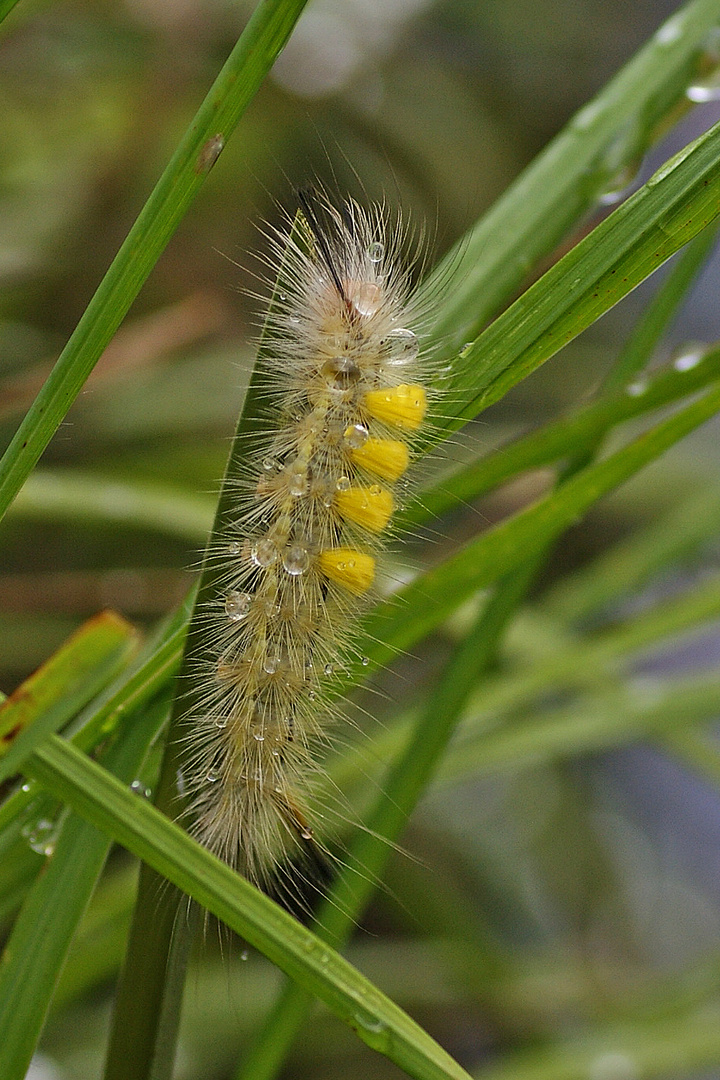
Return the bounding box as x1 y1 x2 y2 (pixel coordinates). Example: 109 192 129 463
3 1 720 1079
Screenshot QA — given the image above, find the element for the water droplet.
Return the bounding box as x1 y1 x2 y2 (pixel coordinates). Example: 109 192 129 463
589 1050 638 1080
253 730 265 742
23 819 56 856
353 1011 386 1035
196 132 224 173
368 241 384 263
215 716 228 729
626 378 648 397
264 655 281 674
361 656 370 666
597 162 641 206
344 423 369 449
672 344 705 371
21 783 32 793
383 327 419 366
206 769 220 783
130 780 151 798
300 826 313 840
349 281 382 317
288 469 309 497
263 457 279 472
308 690 317 701
240 948 249 961
655 16 681 46
686 74 720 101
323 663 333 676
323 356 361 388
252 538 278 568
225 590 252 621
336 475 350 492
227 540 242 556
283 542 310 575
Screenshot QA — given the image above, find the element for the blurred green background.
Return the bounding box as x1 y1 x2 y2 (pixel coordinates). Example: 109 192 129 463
4 1 720 1079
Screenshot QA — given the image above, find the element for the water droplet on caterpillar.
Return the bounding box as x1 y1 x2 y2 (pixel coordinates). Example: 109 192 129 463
288 468 309 497
323 663 334 676
383 328 419 366
263 655 281 674
349 281 382 317
206 769 220 783
283 542 310 575
130 780 151 798
215 716 228 729
336 475 350 492
252 538 278 567
344 423 369 449
323 356 361 388
361 656 370 666
225 590 252 621
367 241 384 263
227 540 242 556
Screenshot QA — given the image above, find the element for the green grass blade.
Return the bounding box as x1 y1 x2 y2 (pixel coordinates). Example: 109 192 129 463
544 486 720 622
602 219 720 391
444 670 720 780
0 601 187 849
0 612 138 785
0 698 165 1080
404 342 720 528
442 121 720 430
421 0 720 348
358 380 720 675
23 737 474 1080
0 0 309 523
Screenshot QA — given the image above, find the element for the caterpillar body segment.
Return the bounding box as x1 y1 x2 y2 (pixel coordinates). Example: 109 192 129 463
185 196 430 890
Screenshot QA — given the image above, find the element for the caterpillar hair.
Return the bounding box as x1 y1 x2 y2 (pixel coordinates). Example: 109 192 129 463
183 190 433 899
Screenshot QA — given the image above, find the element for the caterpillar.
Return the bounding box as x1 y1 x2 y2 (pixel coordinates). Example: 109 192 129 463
184 192 431 898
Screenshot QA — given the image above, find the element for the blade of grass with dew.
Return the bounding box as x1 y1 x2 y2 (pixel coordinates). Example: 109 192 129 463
0 696 166 1080
21 736 475 1080
0 0 310 523
356 378 720 678
420 0 720 350
0 595 190 848
436 124 720 437
603 215 720 392
0 612 138 786
403 340 720 529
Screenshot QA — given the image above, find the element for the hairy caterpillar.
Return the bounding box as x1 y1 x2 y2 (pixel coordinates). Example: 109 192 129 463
185 193 431 897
